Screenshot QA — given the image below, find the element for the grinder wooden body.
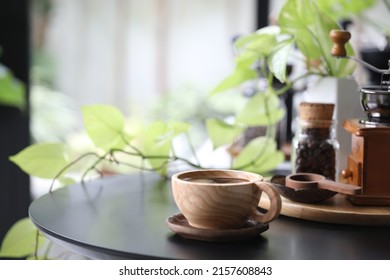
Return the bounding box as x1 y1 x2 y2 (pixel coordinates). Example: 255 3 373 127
342 119 390 206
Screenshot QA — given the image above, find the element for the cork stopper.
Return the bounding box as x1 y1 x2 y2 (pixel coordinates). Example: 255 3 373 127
299 102 335 128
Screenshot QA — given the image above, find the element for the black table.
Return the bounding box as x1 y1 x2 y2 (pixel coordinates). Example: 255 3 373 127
29 172 390 260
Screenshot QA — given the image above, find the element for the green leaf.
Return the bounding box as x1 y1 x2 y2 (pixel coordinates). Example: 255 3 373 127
9 143 69 178
279 0 315 29
255 25 282 36
236 90 285 126
235 32 278 58
296 30 323 61
234 26 279 48
168 120 191 137
317 0 376 21
210 68 257 95
211 26 284 96
206 119 244 149
58 176 77 187
0 64 26 110
278 0 322 61
312 4 355 76
268 38 295 83
0 218 46 258
234 51 260 69
232 137 284 173
154 120 190 144
142 121 172 174
82 105 128 151
278 0 356 77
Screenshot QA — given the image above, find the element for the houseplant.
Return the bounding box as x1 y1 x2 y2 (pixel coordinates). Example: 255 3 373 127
6 0 360 190
314 0 389 85
0 0 359 259
210 0 357 169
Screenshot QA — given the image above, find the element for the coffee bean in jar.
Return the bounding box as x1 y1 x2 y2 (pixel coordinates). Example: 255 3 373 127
292 103 339 180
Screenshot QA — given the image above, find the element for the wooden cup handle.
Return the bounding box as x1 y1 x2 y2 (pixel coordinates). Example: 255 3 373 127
330 29 351 57
252 182 282 223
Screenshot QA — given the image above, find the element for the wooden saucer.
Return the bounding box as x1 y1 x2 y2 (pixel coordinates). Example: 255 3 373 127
166 213 269 242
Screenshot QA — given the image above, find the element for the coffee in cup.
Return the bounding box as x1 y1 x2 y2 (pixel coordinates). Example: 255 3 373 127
171 169 282 230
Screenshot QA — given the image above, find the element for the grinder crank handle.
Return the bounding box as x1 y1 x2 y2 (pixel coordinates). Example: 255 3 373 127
329 29 351 57
330 29 390 74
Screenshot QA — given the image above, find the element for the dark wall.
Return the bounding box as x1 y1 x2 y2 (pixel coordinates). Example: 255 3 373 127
0 0 31 244
256 0 269 29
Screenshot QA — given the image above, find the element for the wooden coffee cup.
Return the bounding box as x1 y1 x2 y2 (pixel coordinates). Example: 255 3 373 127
171 169 282 230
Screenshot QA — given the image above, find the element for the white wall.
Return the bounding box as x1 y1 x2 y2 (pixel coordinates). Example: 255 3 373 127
44 0 256 118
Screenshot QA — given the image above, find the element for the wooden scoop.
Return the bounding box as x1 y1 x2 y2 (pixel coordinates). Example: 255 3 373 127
286 173 361 195
269 173 361 204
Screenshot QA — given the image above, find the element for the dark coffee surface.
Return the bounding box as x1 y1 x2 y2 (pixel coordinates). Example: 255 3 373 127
183 177 249 184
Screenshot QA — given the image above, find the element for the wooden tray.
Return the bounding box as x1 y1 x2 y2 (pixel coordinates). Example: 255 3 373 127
259 194 390 226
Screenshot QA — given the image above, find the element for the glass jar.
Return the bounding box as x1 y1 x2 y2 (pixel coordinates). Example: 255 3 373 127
292 118 339 180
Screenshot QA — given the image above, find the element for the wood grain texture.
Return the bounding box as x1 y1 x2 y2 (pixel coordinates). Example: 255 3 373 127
330 29 351 57
166 213 269 242
259 193 390 226
342 119 390 205
253 182 281 223
171 169 281 230
285 173 361 195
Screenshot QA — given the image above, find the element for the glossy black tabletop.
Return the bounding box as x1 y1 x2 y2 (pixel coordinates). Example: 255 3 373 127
29 172 390 260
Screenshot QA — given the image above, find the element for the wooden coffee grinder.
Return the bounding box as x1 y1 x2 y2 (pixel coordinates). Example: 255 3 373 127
330 30 390 206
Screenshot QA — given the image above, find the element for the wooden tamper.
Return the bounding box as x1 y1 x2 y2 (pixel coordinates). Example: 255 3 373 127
329 29 351 57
